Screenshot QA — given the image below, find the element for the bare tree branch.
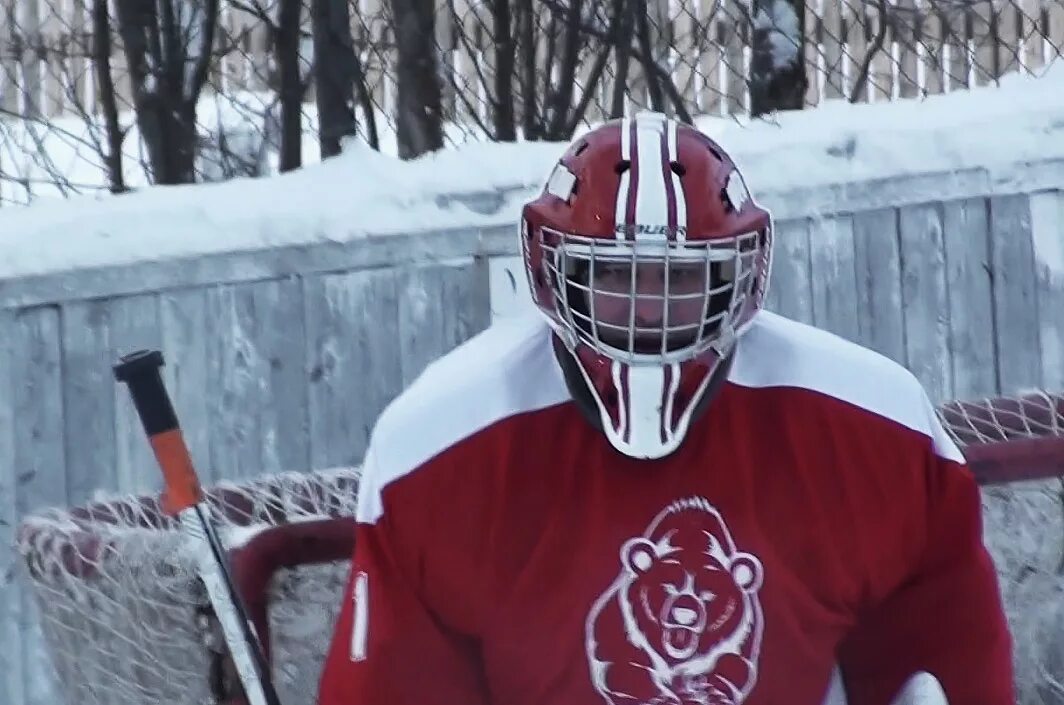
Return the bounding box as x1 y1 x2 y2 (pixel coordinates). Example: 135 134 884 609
545 0 585 137
634 0 665 111
851 0 892 102
541 0 693 124
189 0 221 103
227 0 277 30
566 0 626 134
611 0 635 118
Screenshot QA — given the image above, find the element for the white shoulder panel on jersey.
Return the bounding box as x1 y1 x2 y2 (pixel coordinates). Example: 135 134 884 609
730 311 964 464
356 313 569 524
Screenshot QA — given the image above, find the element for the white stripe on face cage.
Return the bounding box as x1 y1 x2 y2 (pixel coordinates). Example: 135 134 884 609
626 364 668 449
600 360 692 458
610 358 628 439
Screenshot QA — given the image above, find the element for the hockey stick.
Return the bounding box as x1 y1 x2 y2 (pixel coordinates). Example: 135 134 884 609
113 349 283 705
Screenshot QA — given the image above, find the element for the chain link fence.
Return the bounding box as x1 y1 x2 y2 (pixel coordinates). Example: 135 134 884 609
0 0 1061 206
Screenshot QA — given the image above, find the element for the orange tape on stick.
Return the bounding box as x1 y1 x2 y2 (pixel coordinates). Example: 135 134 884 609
149 429 204 515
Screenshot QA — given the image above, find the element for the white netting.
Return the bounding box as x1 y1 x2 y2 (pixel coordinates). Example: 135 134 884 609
13 393 1064 705
16 467 360 705
937 390 1064 446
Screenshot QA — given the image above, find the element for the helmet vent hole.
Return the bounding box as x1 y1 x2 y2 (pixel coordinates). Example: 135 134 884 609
720 187 734 212
614 160 631 174
574 141 589 156
669 161 687 177
707 145 723 162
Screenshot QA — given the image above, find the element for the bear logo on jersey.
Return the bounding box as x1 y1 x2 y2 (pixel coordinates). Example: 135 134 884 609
585 497 764 705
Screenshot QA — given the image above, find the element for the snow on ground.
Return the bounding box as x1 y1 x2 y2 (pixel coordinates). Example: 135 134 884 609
0 60 1062 285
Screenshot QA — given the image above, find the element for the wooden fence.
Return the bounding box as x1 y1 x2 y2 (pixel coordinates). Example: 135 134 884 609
1 0 1062 122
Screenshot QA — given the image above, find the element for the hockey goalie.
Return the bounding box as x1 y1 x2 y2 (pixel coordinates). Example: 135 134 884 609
316 112 1014 705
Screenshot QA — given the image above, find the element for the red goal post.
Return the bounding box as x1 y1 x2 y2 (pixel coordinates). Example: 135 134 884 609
14 390 1064 705
938 390 1064 484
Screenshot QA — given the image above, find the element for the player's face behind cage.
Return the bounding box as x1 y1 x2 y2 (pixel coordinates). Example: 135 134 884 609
549 232 759 360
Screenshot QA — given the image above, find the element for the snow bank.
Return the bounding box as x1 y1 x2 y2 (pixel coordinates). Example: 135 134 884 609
1 61 1063 283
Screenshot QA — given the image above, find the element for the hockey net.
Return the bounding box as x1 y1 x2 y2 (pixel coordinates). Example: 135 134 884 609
14 391 1064 705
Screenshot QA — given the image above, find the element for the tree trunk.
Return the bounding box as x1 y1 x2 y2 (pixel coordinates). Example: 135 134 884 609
749 0 807 116
276 0 304 171
491 0 517 141
390 0 444 159
92 0 127 193
113 0 218 185
516 0 539 139
352 50 380 150
544 0 583 138
311 0 358 158
610 0 634 118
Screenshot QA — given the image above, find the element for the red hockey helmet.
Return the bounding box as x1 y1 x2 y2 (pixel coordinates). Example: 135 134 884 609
521 111 773 459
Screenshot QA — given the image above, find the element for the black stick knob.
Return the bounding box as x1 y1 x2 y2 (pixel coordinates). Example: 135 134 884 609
113 349 179 436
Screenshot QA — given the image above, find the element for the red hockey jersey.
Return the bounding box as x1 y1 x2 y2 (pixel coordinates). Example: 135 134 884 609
318 310 1013 705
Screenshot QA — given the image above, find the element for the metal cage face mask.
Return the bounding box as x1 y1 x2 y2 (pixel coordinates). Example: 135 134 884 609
541 227 764 366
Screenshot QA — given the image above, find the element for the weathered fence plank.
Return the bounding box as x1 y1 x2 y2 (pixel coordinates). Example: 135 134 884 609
108 294 164 494
486 255 534 323
261 278 311 476
305 268 403 469
808 215 860 343
398 260 490 386
765 218 814 324
159 289 214 482
1030 189 1064 391
899 202 953 402
60 299 118 502
206 279 310 481
206 284 265 481
852 208 906 363
990 194 1044 395
0 308 23 705
943 197 997 400
12 306 65 705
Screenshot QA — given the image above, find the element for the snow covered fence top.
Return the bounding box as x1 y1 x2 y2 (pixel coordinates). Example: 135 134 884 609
0 62 1063 309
